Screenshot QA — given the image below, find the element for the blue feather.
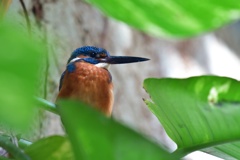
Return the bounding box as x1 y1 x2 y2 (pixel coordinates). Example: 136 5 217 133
82 57 99 64
67 46 110 63
67 63 76 73
59 70 66 91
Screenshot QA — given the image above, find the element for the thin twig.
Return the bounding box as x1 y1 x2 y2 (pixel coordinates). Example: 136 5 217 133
19 0 31 35
43 27 49 99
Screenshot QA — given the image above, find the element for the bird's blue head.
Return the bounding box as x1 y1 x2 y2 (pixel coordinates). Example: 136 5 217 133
67 46 110 64
67 46 149 67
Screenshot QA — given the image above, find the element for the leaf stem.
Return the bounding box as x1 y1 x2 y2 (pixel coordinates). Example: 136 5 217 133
18 139 32 150
0 135 30 160
34 97 58 114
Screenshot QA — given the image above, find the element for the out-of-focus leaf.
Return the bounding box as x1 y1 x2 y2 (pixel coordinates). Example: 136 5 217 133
0 20 42 131
57 100 174 160
144 76 240 158
86 0 240 37
25 136 73 160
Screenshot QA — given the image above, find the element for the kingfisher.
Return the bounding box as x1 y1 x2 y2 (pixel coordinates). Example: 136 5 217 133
57 46 149 116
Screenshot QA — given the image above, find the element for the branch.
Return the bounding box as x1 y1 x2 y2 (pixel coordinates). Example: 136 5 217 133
19 0 31 35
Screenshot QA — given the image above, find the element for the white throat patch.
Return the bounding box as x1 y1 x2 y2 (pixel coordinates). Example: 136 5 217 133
69 58 110 69
95 63 110 69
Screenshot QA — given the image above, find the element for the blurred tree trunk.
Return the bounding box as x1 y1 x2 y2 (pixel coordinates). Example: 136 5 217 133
8 0 240 151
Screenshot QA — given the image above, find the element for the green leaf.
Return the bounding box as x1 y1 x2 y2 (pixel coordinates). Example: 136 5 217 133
86 0 240 37
144 76 240 157
57 100 173 160
25 136 74 160
0 20 42 131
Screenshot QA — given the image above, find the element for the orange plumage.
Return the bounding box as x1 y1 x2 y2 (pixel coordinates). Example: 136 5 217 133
57 62 113 116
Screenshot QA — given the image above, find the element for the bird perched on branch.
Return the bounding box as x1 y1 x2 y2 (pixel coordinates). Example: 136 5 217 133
57 46 149 116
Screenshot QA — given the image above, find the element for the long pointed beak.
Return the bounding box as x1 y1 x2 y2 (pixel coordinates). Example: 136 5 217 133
101 56 149 64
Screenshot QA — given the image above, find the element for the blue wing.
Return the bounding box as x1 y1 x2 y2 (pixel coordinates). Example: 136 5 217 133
59 70 66 91
59 63 77 91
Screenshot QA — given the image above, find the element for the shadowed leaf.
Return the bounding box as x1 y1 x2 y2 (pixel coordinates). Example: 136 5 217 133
57 100 173 160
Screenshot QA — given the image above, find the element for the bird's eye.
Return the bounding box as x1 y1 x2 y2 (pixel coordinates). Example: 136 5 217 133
90 52 96 57
99 53 106 58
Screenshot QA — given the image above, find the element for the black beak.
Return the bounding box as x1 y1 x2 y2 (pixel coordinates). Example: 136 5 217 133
101 56 149 64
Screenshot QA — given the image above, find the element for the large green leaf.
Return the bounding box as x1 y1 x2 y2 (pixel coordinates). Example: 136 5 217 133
25 136 73 160
144 76 240 158
0 20 42 131
86 0 240 37
57 100 173 160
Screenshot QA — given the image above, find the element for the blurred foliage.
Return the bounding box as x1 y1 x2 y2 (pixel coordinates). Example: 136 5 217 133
57 100 173 160
0 19 42 131
0 1 240 160
86 0 240 37
25 136 73 160
144 76 240 159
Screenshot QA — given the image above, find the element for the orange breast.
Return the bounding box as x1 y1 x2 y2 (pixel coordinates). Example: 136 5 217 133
57 62 113 116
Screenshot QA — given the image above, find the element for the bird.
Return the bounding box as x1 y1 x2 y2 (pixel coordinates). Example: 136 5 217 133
56 46 149 116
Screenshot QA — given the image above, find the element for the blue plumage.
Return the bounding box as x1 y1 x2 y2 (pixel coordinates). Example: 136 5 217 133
59 70 65 91
67 63 76 73
81 57 99 64
67 46 110 64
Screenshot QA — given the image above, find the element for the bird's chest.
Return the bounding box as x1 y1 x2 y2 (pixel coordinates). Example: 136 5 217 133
74 68 110 93
60 62 113 101
58 62 113 116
